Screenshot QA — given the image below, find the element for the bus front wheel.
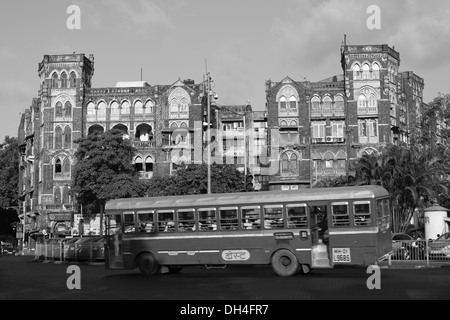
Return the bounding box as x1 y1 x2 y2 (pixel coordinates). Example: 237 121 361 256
271 249 300 277
138 252 160 276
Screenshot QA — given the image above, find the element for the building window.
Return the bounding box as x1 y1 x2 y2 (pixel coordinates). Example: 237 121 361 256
352 64 360 79
372 63 380 79
97 101 107 120
64 101 72 118
331 122 344 137
55 126 63 149
334 95 344 110
69 71 76 87
323 96 332 110
110 101 120 120
289 96 297 109
121 101 130 115
51 72 59 88
63 157 71 179
134 100 144 114
55 102 63 118
55 158 62 176
362 63 370 80
64 126 72 149
61 72 68 88
358 95 366 108
279 96 287 109
280 152 298 175
312 122 326 139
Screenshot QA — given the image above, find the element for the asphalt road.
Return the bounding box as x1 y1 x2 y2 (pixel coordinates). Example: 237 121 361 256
1 255 449 302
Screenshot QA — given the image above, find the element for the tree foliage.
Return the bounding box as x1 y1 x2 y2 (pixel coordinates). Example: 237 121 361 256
71 129 147 215
145 163 246 196
0 136 19 208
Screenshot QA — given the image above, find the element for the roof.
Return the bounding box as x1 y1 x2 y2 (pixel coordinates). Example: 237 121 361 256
105 185 389 212
115 81 150 88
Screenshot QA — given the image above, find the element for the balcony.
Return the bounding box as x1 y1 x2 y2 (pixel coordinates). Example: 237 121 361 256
311 109 345 118
278 108 298 117
132 140 156 149
357 107 378 116
138 171 154 179
170 111 189 119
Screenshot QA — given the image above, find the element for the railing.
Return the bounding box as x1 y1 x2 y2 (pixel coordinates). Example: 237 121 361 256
35 240 104 263
310 109 345 117
389 239 450 266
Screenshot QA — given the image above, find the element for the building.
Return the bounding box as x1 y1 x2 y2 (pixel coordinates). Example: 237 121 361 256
17 42 425 240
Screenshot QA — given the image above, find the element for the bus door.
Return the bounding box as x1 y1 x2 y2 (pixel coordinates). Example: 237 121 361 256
105 212 124 269
308 204 331 267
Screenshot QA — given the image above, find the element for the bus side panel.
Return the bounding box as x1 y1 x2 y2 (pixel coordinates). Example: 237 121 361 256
124 230 312 267
328 230 378 265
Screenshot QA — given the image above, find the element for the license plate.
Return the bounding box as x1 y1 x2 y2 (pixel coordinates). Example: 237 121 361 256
332 248 351 263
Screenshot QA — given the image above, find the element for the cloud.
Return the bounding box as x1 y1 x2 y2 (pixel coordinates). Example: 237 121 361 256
100 0 173 33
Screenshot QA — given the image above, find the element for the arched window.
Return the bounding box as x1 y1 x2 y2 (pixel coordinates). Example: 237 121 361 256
145 156 154 173
372 63 380 79
311 96 320 109
121 101 130 115
170 122 178 128
51 72 59 88
61 72 68 88
110 101 120 120
54 187 61 204
134 156 143 172
63 157 71 179
88 124 104 136
323 96 332 110
334 95 344 110
289 96 297 109
55 126 63 149
180 98 188 113
87 102 96 119
55 102 63 118
55 158 62 175
145 100 154 114
134 101 144 114
64 126 71 149
97 101 107 120
279 96 287 109
281 153 298 175
362 64 370 80
69 72 76 87
170 99 178 114
352 64 360 79
368 94 377 108
64 101 72 118
280 120 288 127
358 95 366 108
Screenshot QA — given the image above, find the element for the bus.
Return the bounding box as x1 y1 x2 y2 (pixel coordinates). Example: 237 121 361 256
104 185 392 277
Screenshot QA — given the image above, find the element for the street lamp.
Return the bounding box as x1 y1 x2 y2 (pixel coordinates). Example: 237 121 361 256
200 72 218 194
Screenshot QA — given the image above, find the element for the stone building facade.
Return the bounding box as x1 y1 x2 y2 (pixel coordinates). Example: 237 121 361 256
17 43 425 238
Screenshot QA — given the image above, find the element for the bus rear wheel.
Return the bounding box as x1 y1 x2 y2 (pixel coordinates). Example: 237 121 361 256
138 252 160 276
271 249 300 277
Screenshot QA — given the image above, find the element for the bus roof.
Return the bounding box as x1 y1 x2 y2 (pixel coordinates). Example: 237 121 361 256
104 185 389 213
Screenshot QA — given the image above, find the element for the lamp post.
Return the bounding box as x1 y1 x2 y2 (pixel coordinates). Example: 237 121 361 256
200 72 218 194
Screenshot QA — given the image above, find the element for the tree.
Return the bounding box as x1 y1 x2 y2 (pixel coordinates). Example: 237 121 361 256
145 163 246 196
0 136 19 208
71 129 147 234
0 136 19 237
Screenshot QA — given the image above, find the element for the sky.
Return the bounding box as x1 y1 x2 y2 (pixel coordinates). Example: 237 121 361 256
0 0 449 141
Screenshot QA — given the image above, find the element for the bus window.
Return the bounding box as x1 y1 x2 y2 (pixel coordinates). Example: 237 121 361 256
377 200 383 218
137 211 155 233
123 211 135 233
157 210 175 232
331 202 349 227
198 208 217 231
219 207 238 230
382 199 390 217
286 204 307 228
263 205 284 229
241 206 261 230
354 201 371 226
106 214 122 235
177 209 195 232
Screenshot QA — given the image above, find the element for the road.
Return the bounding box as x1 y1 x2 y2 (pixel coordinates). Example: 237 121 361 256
0 255 449 317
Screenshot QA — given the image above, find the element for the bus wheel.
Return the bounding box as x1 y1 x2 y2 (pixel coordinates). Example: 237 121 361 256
271 249 300 277
168 266 183 274
138 252 160 276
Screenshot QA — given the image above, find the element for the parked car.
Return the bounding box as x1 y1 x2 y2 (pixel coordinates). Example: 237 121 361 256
75 237 103 261
428 232 450 259
2 242 15 255
90 237 105 261
52 238 74 260
64 237 97 261
63 237 82 261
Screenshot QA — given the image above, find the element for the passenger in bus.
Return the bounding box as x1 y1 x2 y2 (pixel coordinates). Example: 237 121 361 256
164 221 175 232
